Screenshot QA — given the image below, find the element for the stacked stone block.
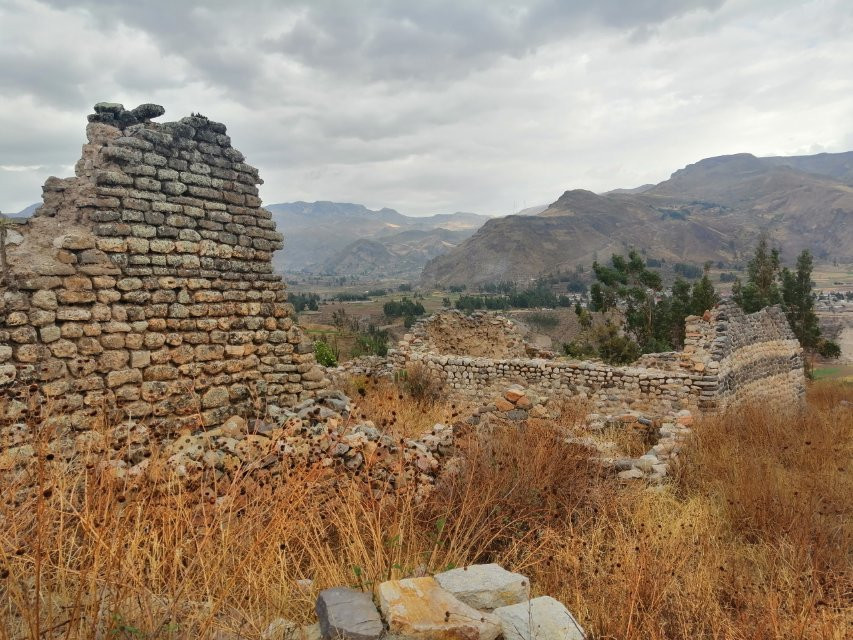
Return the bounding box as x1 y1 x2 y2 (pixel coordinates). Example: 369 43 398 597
0 102 327 434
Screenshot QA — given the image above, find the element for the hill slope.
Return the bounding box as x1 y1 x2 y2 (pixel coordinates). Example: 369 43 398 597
267 201 490 274
422 151 853 286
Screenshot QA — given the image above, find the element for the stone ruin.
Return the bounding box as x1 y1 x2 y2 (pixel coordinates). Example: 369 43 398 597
0 101 807 498
393 302 806 414
0 102 329 435
0 103 469 503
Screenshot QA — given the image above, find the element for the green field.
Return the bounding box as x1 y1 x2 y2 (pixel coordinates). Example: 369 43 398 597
813 365 853 382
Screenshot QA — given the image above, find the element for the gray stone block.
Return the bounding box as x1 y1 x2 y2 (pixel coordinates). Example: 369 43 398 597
315 587 383 640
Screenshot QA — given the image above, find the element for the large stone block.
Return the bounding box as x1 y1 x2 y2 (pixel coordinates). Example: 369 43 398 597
492 597 585 640
315 587 383 640
377 577 502 640
434 564 529 611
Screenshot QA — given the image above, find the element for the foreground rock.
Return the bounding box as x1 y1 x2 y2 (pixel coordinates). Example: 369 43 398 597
434 563 530 611
493 596 585 640
316 587 383 640
377 576 502 640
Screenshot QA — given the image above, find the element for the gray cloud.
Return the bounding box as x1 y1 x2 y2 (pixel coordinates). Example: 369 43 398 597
1 0 852 216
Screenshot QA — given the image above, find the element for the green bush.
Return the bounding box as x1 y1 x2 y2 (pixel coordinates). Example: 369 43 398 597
351 326 389 357
562 340 597 359
818 340 841 359
383 297 425 318
594 323 641 365
313 340 338 367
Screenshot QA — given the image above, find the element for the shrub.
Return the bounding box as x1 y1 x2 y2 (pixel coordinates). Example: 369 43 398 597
818 339 841 359
313 340 337 367
562 340 597 359
351 326 389 357
595 323 641 364
400 363 443 404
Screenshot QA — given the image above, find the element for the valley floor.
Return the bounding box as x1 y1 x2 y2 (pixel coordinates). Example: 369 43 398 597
0 380 851 639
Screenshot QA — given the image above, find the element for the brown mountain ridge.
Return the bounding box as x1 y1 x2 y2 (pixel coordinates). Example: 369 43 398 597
422 151 853 286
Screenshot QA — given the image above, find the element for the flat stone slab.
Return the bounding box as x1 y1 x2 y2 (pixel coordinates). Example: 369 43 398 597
315 587 383 640
377 576 502 640
493 596 585 640
434 563 530 611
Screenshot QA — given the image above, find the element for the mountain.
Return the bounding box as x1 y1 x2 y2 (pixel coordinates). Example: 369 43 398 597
5 203 40 218
422 151 853 286
322 228 473 277
605 184 655 195
267 201 490 275
763 151 853 185
514 204 549 216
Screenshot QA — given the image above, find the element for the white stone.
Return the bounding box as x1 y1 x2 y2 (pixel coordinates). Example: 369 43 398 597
434 563 530 611
493 596 585 640
617 468 644 480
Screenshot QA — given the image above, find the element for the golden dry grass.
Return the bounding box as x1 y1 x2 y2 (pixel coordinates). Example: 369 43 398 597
0 382 851 639
341 374 463 439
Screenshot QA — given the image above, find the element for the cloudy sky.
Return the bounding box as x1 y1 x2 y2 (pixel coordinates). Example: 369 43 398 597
1 0 852 216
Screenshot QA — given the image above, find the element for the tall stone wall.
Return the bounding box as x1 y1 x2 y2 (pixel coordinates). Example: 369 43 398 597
712 300 806 408
393 302 804 414
0 102 327 434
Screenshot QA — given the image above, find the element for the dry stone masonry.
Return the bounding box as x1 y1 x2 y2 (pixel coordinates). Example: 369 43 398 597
0 102 328 435
393 301 805 415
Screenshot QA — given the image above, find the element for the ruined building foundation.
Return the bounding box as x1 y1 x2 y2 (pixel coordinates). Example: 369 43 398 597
0 103 328 434
392 302 806 414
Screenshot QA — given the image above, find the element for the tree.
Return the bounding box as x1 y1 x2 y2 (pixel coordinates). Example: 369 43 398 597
781 250 821 351
590 250 664 352
780 249 841 367
733 236 781 312
690 263 720 316
668 278 693 347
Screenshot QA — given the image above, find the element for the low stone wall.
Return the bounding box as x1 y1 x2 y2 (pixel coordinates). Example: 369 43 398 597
0 102 327 435
392 302 804 413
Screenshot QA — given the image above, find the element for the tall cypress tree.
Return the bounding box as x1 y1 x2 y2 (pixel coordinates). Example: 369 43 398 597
781 250 821 351
690 262 720 315
733 236 782 312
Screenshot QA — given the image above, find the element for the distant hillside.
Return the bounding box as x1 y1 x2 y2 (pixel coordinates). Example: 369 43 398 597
605 184 655 195
514 204 549 216
322 228 472 277
267 201 490 275
422 151 853 286
4 203 40 218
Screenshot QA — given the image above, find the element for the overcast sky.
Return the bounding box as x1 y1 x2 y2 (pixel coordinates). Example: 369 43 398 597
1 0 852 216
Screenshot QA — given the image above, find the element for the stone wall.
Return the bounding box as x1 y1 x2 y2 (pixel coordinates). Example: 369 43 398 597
392 302 804 414
0 102 327 434
712 300 806 408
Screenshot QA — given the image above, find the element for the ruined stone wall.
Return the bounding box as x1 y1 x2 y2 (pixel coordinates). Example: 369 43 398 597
712 300 806 408
419 311 543 359
0 102 327 434
393 302 804 413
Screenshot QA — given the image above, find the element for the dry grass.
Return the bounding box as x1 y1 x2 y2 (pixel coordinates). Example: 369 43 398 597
341 375 463 439
1 382 851 639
